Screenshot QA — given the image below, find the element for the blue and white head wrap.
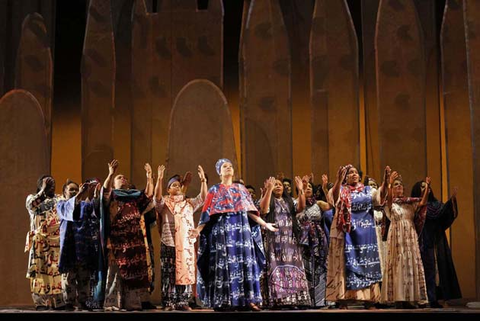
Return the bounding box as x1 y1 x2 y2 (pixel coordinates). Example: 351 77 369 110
215 158 232 175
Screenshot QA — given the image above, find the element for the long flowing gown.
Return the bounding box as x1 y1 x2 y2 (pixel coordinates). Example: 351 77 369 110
197 183 265 309
326 185 382 302
381 199 428 303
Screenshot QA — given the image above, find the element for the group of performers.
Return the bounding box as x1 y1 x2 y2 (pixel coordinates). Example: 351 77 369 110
25 158 462 311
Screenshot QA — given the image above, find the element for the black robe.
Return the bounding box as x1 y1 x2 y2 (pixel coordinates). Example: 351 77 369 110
419 198 462 302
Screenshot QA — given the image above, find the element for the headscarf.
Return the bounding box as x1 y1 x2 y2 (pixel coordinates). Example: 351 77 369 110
215 158 232 175
337 164 364 233
167 175 181 189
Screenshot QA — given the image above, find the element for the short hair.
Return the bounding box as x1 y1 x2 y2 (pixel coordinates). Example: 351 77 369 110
245 184 255 192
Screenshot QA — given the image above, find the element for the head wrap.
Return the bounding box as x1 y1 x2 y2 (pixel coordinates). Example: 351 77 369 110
215 158 232 175
167 175 181 189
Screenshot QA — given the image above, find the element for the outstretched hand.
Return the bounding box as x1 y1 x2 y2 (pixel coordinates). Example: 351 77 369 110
294 176 304 192
144 163 152 179
157 165 165 180
108 159 119 176
198 165 206 181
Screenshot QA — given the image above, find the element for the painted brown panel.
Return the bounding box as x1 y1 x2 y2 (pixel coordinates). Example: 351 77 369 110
171 0 223 94
310 0 360 179
463 0 480 300
361 0 381 180
81 0 115 181
131 0 153 187
442 0 475 300
376 0 426 193
0 90 48 306
240 0 292 191
15 13 52 172
111 0 134 180
149 5 175 176
280 0 314 177
167 79 238 198
414 0 442 197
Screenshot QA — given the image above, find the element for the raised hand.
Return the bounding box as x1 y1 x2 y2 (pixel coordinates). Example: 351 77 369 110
265 177 276 191
302 175 310 187
384 165 391 183
337 166 347 184
157 165 165 181
390 171 399 185
322 174 328 188
452 186 458 199
108 159 119 176
144 163 152 179
198 165 206 181
41 177 54 192
93 183 101 199
294 176 304 191
87 182 97 200
183 171 193 187
309 172 315 184
425 177 432 194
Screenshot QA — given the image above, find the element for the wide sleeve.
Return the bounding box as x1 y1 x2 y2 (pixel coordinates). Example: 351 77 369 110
439 198 458 231
57 197 80 221
25 192 46 213
136 190 153 213
199 186 217 226
189 193 205 213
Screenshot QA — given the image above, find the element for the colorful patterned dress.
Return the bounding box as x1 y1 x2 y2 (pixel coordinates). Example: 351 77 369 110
155 194 204 309
25 193 63 308
326 185 382 303
197 183 265 309
381 198 427 304
263 198 311 307
298 202 328 307
57 196 99 308
103 189 152 310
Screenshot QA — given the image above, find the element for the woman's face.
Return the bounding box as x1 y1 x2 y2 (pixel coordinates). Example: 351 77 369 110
368 179 378 189
64 183 79 199
167 181 182 196
346 167 359 185
421 181 429 193
305 183 313 198
392 179 404 197
283 181 292 195
247 187 256 200
273 180 284 197
114 174 129 189
220 162 234 178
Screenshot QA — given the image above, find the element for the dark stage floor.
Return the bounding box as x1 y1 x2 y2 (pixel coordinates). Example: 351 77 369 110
1 305 480 321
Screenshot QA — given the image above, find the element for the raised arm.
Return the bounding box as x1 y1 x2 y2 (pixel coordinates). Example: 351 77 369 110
26 177 53 211
197 165 208 200
387 170 398 209
331 166 347 204
419 176 431 207
154 165 165 201
321 174 329 199
260 177 275 214
295 176 306 213
380 165 391 203
103 159 118 190
144 163 154 198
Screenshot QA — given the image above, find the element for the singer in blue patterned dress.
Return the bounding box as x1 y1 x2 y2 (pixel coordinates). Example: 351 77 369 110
196 159 277 311
326 165 390 309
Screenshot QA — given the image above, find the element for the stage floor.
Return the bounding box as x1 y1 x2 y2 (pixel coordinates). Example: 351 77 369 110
1 305 480 320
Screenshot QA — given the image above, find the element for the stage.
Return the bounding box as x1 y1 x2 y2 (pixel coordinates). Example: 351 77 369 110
1 305 480 320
